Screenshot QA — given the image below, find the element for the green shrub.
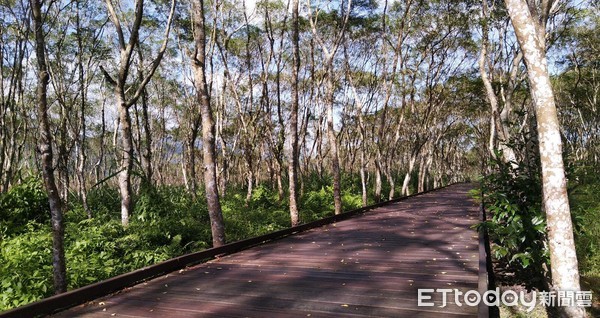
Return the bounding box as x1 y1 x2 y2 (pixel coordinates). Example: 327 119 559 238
300 187 334 222
569 182 600 276
249 184 278 209
66 219 124 288
342 190 363 211
0 228 53 310
478 158 548 289
1 177 372 311
0 177 49 236
86 185 120 220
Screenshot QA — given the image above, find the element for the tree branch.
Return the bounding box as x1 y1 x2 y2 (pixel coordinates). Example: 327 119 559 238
126 0 177 108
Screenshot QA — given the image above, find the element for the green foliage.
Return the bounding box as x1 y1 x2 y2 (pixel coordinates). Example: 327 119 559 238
86 185 120 220
0 228 53 309
0 176 373 311
65 219 124 288
300 187 335 222
478 157 548 289
0 183 214 311
221 184 289 241
248 184 278 209
341 190 363 211
0 177 50 236
569 180 600 277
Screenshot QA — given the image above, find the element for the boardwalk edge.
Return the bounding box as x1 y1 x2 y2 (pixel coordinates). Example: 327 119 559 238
478 197 500 318
0 182 464 318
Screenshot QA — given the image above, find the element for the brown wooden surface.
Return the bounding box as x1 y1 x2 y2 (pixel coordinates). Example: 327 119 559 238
54 183 480 317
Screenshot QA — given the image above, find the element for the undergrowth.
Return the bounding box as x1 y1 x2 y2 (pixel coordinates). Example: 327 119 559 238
0 175 367 311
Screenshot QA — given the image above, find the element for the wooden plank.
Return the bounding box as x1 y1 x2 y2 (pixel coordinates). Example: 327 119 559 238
1 184 458 318
50 183 481 317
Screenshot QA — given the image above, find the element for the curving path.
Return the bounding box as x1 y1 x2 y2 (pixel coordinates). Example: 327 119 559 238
54 183 481 317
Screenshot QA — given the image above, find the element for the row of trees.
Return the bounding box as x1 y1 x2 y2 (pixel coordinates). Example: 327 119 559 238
1 0 597 315
478 1 597 317
1 0 484 297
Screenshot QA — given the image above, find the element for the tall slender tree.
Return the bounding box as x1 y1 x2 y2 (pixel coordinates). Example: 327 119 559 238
479 0 520 166
192 0 226 247
308 0 352 215
30 0 67 293
288 0 300 226
503 0 584 317
101 0 175 226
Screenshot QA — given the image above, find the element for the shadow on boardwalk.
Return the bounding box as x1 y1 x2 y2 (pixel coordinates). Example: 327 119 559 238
55 183 481 318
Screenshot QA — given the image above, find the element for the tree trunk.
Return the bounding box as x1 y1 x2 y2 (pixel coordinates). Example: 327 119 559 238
374 161 382 202
141 87 153 183
275 161 284 202
31 0 67 293
103 0 175 225
386 166 395 200
307 0 351 216
57 106 69 203
325 62 342 215
402 155 417 196
479 0 518 166
137 50 153 184
418 156 426 193
192 0 226 247
185 128 198 196
360 151 367 207
245 168 254 205
75 1 90 218
117 92 133 227
504 0 584 316
288 0 300 226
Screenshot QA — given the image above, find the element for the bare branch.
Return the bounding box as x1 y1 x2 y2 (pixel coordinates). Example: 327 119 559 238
126 0 177 108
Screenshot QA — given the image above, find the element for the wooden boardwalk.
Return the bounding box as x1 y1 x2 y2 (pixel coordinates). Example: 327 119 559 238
55 183 481 317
